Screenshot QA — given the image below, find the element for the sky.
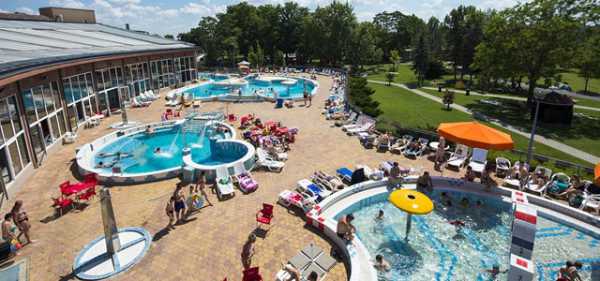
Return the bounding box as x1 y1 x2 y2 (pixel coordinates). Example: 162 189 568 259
0 0 520 36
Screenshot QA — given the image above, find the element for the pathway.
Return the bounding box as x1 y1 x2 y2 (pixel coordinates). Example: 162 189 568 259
421 87 600 112
369 80 600 164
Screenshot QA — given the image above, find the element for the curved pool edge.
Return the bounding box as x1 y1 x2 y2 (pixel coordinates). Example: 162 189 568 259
75 120 238 185
305 177 600 281
182 139 256 173
256 77 319 102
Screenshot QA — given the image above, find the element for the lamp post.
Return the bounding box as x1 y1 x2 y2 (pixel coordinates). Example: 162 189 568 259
526 92 545 165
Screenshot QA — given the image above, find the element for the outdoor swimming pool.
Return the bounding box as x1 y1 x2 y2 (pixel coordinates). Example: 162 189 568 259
336 190 600 281
92 122 240 174
185 75 316 100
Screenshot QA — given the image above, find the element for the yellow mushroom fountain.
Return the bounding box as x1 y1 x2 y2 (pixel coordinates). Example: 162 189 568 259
388 189 434 240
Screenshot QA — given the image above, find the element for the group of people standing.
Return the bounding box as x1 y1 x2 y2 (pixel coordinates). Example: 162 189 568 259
164 172 212 230
2 200 34 255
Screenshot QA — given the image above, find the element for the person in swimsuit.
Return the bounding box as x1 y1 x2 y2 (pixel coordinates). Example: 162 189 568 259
241 233 257 269
11 200 33 245
373 254 391 272
559 261 583 281
2 213 17 243
336 214 355 241
165 196 176 230
195 172 213 206
173 185 186 223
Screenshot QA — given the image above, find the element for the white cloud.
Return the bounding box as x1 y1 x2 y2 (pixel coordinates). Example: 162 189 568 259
180 2 225 16
16 7 39 15
48 0 87 9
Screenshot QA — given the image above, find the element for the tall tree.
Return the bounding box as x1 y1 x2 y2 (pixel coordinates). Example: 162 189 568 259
444 6 467 80
277 2 309 63
576 32 600 95
412 35 429 86
473 0 582 98
348 22 383 70
178 17 220 66
390 50 400 71
312 2 356 66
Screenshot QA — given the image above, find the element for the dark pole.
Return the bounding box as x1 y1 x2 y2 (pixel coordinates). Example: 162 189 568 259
526 99 540 165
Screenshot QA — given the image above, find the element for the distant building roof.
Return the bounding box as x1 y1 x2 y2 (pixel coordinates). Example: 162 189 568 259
534 88 574 105
0 12 51 22
0 18 198 81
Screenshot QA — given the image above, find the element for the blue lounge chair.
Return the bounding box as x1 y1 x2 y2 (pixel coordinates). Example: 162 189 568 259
336 167 353 183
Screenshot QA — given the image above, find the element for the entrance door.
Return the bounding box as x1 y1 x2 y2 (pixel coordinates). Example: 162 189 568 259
40 119 52 146
107 88 120 112
29 125 46 164
76 102 85 123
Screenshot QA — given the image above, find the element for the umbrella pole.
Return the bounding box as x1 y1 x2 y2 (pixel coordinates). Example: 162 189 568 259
405 213 412 241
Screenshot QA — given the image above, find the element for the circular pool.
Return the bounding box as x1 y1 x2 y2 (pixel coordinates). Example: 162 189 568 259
308 179 600 281
183 75 317 100
76 120 255 184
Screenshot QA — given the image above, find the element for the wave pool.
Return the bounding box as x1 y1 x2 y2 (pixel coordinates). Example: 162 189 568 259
186 75 317 100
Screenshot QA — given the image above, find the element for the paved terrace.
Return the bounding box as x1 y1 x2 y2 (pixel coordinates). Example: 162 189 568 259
2 75 462 281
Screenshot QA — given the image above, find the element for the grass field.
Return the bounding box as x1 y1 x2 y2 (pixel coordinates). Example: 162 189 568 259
419 88 600 157
369 82 594 168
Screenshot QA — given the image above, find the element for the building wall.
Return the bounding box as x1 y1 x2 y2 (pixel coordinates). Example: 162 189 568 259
1 51 198 193
38 7 96 23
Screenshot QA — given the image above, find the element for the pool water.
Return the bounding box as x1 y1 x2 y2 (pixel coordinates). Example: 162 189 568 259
93 125 242 174
185 76 315 100
336 190 600 281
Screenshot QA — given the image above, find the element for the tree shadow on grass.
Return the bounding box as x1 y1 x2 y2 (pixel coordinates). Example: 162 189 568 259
465 99 600 152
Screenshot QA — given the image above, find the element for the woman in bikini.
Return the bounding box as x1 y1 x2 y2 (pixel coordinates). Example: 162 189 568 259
11 200 33 245
165 196 176 230
173 185 187 223
195 172 213 206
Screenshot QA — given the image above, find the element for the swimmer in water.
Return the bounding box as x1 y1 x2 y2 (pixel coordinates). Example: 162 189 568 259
154 147 161 154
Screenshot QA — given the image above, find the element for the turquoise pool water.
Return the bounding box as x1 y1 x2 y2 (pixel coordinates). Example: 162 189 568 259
336 190 600 281
186 76 315 99
93 125 245 174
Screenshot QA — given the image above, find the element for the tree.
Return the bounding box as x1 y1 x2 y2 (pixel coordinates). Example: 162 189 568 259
178 17 221 66
385 72 395 86
412 35 429 86
164 34 174 39
389 50 400 71
426 17 444 60
444 6 467 80
277 2 309 63
312 2 356 66
473 0 582 98
274 50 285 67
444 6 485 80
347 22 383 70
576 33 600 95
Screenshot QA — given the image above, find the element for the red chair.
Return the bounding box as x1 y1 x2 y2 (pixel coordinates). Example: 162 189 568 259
242 267 263 281
228 114 237 122
78 187 97 202
256 203 274 232
59 181 73 196
52 196 74 216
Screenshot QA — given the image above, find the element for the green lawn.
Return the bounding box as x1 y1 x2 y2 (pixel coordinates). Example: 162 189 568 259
367 64 422 86
369 82 594 168
554 71 600 95
419 88 600 158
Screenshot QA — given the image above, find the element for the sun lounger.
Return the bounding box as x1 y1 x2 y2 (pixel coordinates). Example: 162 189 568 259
256 148 285 172
524 166 552 195
446 144 469 169
346 122 374 135
468 148 488 174
357 164 384 181
278 190 314 212
581 194 600 214
390 135 413 154
544 173 571 198
336 167 353 183
313 171 344 190
495 157 511 177
297 179 332 200
215 169 235 200
404 138 429 157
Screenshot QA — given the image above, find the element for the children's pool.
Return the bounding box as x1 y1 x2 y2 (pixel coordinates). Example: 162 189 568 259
186 75 316 100
335 190 600 281
93 124 246 174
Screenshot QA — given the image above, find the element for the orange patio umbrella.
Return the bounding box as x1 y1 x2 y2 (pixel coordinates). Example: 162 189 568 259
437 121 514 150
595 162 600 185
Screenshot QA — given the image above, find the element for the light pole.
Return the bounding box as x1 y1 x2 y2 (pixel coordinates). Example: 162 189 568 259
526 92 545 165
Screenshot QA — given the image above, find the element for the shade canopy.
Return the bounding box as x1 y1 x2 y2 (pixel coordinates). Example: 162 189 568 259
437 121 514 150
238 60 250 65
595 162 600 185
388 189 434 215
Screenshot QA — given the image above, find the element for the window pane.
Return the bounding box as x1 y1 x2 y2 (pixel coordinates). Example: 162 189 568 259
22 90 36 124
0 148 12 184
0 99 11 141
8 141 22 175
43 84 55 113
52 82 62 109
67 105 77 129
17 134 30 165
29 125 45 160
63 79 73 104
85 73 93 97
51 115 60 138
72 76 82 101
57 111 67 134
90 97 97 115
7 97 22 133
33 86 46 119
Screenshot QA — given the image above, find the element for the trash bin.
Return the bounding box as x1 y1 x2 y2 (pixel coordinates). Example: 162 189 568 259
182 166 195 183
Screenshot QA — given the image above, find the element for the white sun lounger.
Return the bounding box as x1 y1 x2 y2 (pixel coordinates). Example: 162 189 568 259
256 148 285 172
447 144 469 169
297 179 332 199
468 148 488 174
215 167 235 200
346 122 374 135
